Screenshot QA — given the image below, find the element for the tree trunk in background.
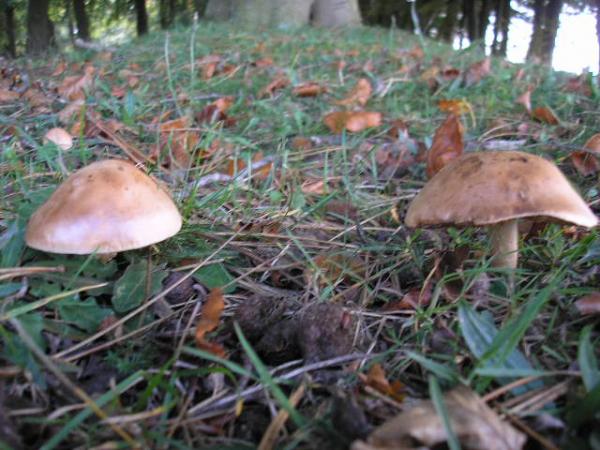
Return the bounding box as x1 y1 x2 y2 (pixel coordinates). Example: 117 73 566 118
272 0 312 28
193 0 208 17
134 0 148 35
312 0 361 27
492 0 510 56
439 0 460 42
477 0 490 40
462 0 478 42
2 0 16 57
527 0 562 65
205 0 232 20
26 0 55 54
73 0 90 40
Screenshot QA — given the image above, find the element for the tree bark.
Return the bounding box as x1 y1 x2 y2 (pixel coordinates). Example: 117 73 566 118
492 0 510 56
73 0 90 40
312 0 362 27
134 0 148 35
26 0 55 54
462 0 478 42
2 0 16 57
527 0 563 65
439 0 460 42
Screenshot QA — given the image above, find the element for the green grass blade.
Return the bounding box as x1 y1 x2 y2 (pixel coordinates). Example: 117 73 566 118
578 325 600 392
428 376 461 450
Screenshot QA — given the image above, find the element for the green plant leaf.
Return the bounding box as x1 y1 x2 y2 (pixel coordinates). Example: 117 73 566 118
578 325 600 392
428 375 461 450
57 297 113 332
195 263 236 293
0 218 25 268
112 260 168 313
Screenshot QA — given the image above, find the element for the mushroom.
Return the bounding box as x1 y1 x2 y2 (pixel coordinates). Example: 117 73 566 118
26 159 182 254
405 151 598 269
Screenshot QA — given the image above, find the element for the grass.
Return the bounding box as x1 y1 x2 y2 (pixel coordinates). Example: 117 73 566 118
1 21 599 449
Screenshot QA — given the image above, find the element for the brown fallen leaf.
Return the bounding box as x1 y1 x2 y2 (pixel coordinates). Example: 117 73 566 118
575 293 600 315
323 111 382 134
225 152 272 181
532 106 559 125
464 57 491 86
58 99 85 124
196 54 221 80
195 96 235 126
352 385 526 450
438 99 472 116
360 363 405 403
58 64 95 101
571 133 600 176
0 89 19 103
564 73 592 96
260 75 290 98
292 82 327 97
335 78 372 107
153 116 200 169
516 88 532 113
426 114 464 178
195 288 226 357
44 128 73 151
306 253 364 286
51 61 67 77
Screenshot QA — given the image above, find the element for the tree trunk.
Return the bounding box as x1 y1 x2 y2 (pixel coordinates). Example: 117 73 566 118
462 0 478 42
26 0 55 54
134 0 148 35
205 0 232 20
73 0 90 40
492 0 510 56
527 0 562 65
477 0 490 40
159 0 169 28
312 0 362 27
272 0 312 28
2 0 16 57
439 0 460 42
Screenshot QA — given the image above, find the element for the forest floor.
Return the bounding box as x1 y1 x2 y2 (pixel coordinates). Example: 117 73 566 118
1 23 599 450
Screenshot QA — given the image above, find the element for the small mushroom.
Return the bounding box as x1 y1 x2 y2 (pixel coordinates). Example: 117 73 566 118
26 159 182 254
405 151 598 269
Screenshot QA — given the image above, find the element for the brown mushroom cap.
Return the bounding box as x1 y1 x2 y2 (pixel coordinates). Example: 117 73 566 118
26 159 182 254
406 151 598 228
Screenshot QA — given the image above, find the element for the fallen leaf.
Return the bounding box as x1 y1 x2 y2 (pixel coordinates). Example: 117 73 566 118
387 119 409 140
382 285 432 311
195 288 226 357
293 82 327 97
195 96 235 126
575 293 600 315
426 114 464 178
532 106 559 125
196 54 221 80
253 57 273 68
360 363 405 403
153 116 200 169
291 136 313 150
564 73 592 96
260 75 290 98
438 99 472 116
571 133 600 176
335 78 372 106
301 179 327 195
51 61 67 77
225 152 271 181
0 89 19 103
516 88 532 113
44 128 73 150
58 99 85 124
441 67 461 81
323 111 382 134
306 253 364 286
352 385 526 450
464 57 491 86
58 64 95 101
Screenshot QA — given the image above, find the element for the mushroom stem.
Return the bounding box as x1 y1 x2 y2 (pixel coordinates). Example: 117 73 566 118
489 219 519 269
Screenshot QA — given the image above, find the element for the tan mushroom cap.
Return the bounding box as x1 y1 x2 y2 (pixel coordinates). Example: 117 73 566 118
406 151 598 228
26 159 182 254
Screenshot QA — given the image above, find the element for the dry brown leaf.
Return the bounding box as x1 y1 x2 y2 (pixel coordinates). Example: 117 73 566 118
51 61 67 77
0 89 19 103
516 88 532 113
426 114 464 178
335 78 372 106
58 64 95 100
381 284 432 311
253 57 274 68
301 179 327 195
58 99 85 124
22 89 51 110
564 73 592 96
323 111 382 134
154 116 200 169
195 96 236 126
291 136 313 150
464 57 491 86
306 253 364 286
197 54 221 80
575 293 600 315
44 128 73 151
225 152 271 181
360 364 405 403
352 385 526 450
260 76 290 98
532 106 559 125
438 99 472 116
195 288 226 357
292 82 327 97
571 133 600 176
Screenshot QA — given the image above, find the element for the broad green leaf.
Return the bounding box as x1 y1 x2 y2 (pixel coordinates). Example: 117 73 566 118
578 326 600 392
195 263 236 293
0 218 25 267
0 282 23 297
0 315 46 387
112 260 168 313
57 297 113 332
406 351 458 382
